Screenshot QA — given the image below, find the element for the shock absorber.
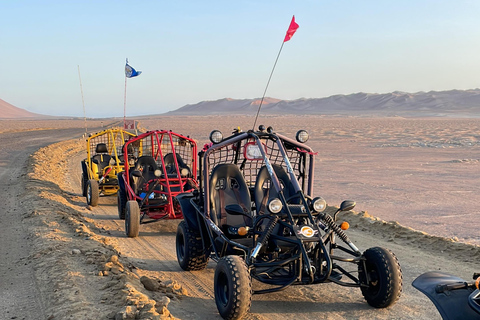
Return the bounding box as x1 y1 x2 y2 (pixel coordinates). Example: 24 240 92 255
321 213 360 254
250 215 280 259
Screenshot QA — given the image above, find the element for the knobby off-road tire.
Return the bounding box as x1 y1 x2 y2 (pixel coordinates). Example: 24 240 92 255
125 201 140 238
359 246 403 308
176 220 208 271
117 188 127 220
86 179 99 206
214 255 252 320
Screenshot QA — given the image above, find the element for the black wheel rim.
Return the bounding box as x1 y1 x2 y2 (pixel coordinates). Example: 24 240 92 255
366 265 380 295
217 271 229 307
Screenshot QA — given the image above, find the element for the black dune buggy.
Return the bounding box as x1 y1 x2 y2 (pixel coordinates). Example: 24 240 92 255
81 128 136 206
175 126 403 319
117 130 198 238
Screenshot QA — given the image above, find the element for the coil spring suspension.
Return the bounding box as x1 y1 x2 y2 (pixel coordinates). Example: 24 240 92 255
322 213 351 244
250 215 280 259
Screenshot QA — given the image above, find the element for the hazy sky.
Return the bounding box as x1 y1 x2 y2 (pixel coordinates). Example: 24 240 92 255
2 1 480 117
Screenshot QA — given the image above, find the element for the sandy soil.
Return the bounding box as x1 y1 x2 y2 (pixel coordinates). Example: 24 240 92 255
3 116 480 320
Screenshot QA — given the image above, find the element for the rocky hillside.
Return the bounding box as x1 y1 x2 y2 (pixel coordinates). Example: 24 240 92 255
166 89 480 117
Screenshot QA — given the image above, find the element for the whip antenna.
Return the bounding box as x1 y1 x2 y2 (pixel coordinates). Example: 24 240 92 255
77 65 87 135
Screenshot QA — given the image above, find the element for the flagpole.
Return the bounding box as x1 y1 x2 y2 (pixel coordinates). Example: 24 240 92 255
124 74 127 129
252 41 285 130
77 65 87 135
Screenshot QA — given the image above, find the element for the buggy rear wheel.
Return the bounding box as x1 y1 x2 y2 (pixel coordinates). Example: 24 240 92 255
176 220 208 271
358 247 402 308
86 179 99 206
214 255 252 320
81 173 88 197
117 188 127 220
125 201 140 238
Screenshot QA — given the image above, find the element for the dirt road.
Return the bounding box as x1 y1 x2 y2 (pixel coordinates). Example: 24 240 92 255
0 128 91 319
3 119 480 319
65 139 476 320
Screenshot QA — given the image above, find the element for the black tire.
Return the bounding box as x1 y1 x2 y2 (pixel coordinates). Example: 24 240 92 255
125 201 140 238
81 173 88 197
86 179 99 206
214 255 252 320
117 187 127 220
176 220 208 271
358 247 403 308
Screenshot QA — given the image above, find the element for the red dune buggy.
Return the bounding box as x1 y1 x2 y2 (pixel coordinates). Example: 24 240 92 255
117 130 198 237
81 128 136 206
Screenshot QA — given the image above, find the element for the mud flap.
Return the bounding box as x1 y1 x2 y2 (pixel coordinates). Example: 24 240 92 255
176 193 199 231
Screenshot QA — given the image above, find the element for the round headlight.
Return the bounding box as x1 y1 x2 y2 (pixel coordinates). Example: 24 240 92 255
258 125 266 132
296 130 309 143
209 130 223 144
268 198 283 214
154 169 162 177
312 197 327 212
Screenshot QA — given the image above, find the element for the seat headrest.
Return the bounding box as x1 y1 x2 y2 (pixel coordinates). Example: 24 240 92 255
95 143 108 153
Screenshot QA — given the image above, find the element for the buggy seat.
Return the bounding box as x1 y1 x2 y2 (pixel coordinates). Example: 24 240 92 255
164 153 192 178
92 143 111 177
209 164 252 233
131 156 160 195
254 164 298 215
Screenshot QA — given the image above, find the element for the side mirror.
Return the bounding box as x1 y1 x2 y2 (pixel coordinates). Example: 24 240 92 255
339 200 356 212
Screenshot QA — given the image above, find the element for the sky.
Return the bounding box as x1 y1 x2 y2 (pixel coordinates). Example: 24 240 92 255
2 0 480 117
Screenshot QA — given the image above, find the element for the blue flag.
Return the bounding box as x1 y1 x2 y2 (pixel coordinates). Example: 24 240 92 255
125 61 142 78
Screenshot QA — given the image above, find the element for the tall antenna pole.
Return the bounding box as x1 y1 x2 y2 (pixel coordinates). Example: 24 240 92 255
77 65 87 135
252 41 285 130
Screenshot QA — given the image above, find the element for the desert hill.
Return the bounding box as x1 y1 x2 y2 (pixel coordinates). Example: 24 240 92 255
166 89 480 117
0 98 46 119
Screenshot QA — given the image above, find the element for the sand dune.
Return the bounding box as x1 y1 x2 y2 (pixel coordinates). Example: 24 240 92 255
166 89 480 117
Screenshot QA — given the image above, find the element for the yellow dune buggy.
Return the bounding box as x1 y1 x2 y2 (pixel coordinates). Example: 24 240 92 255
81 128 136 206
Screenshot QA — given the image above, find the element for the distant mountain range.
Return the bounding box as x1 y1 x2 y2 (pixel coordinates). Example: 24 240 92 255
0 99 46 119
166 89 480 117
3 89 480 119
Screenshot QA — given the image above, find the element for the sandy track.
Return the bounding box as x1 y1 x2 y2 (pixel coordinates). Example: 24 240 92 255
4 117 480 319
63 137 477 319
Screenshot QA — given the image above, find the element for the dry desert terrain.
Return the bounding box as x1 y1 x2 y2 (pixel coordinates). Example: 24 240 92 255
1 115 479 320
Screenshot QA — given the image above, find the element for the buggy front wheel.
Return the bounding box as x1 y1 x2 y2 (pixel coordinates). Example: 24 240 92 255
358 247 402 308
125 201 140 238
86 179 99 206
214 255 252 320
176 221 208 271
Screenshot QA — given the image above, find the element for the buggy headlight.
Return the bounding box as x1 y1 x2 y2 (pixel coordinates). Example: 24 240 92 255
154 169 162 177
109 158 116 166
209 130 223 144
296 130 309 143
312 197 327 212
268 198 283 214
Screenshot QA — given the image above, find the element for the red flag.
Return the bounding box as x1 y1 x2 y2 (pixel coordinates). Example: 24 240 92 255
284 15 299 42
